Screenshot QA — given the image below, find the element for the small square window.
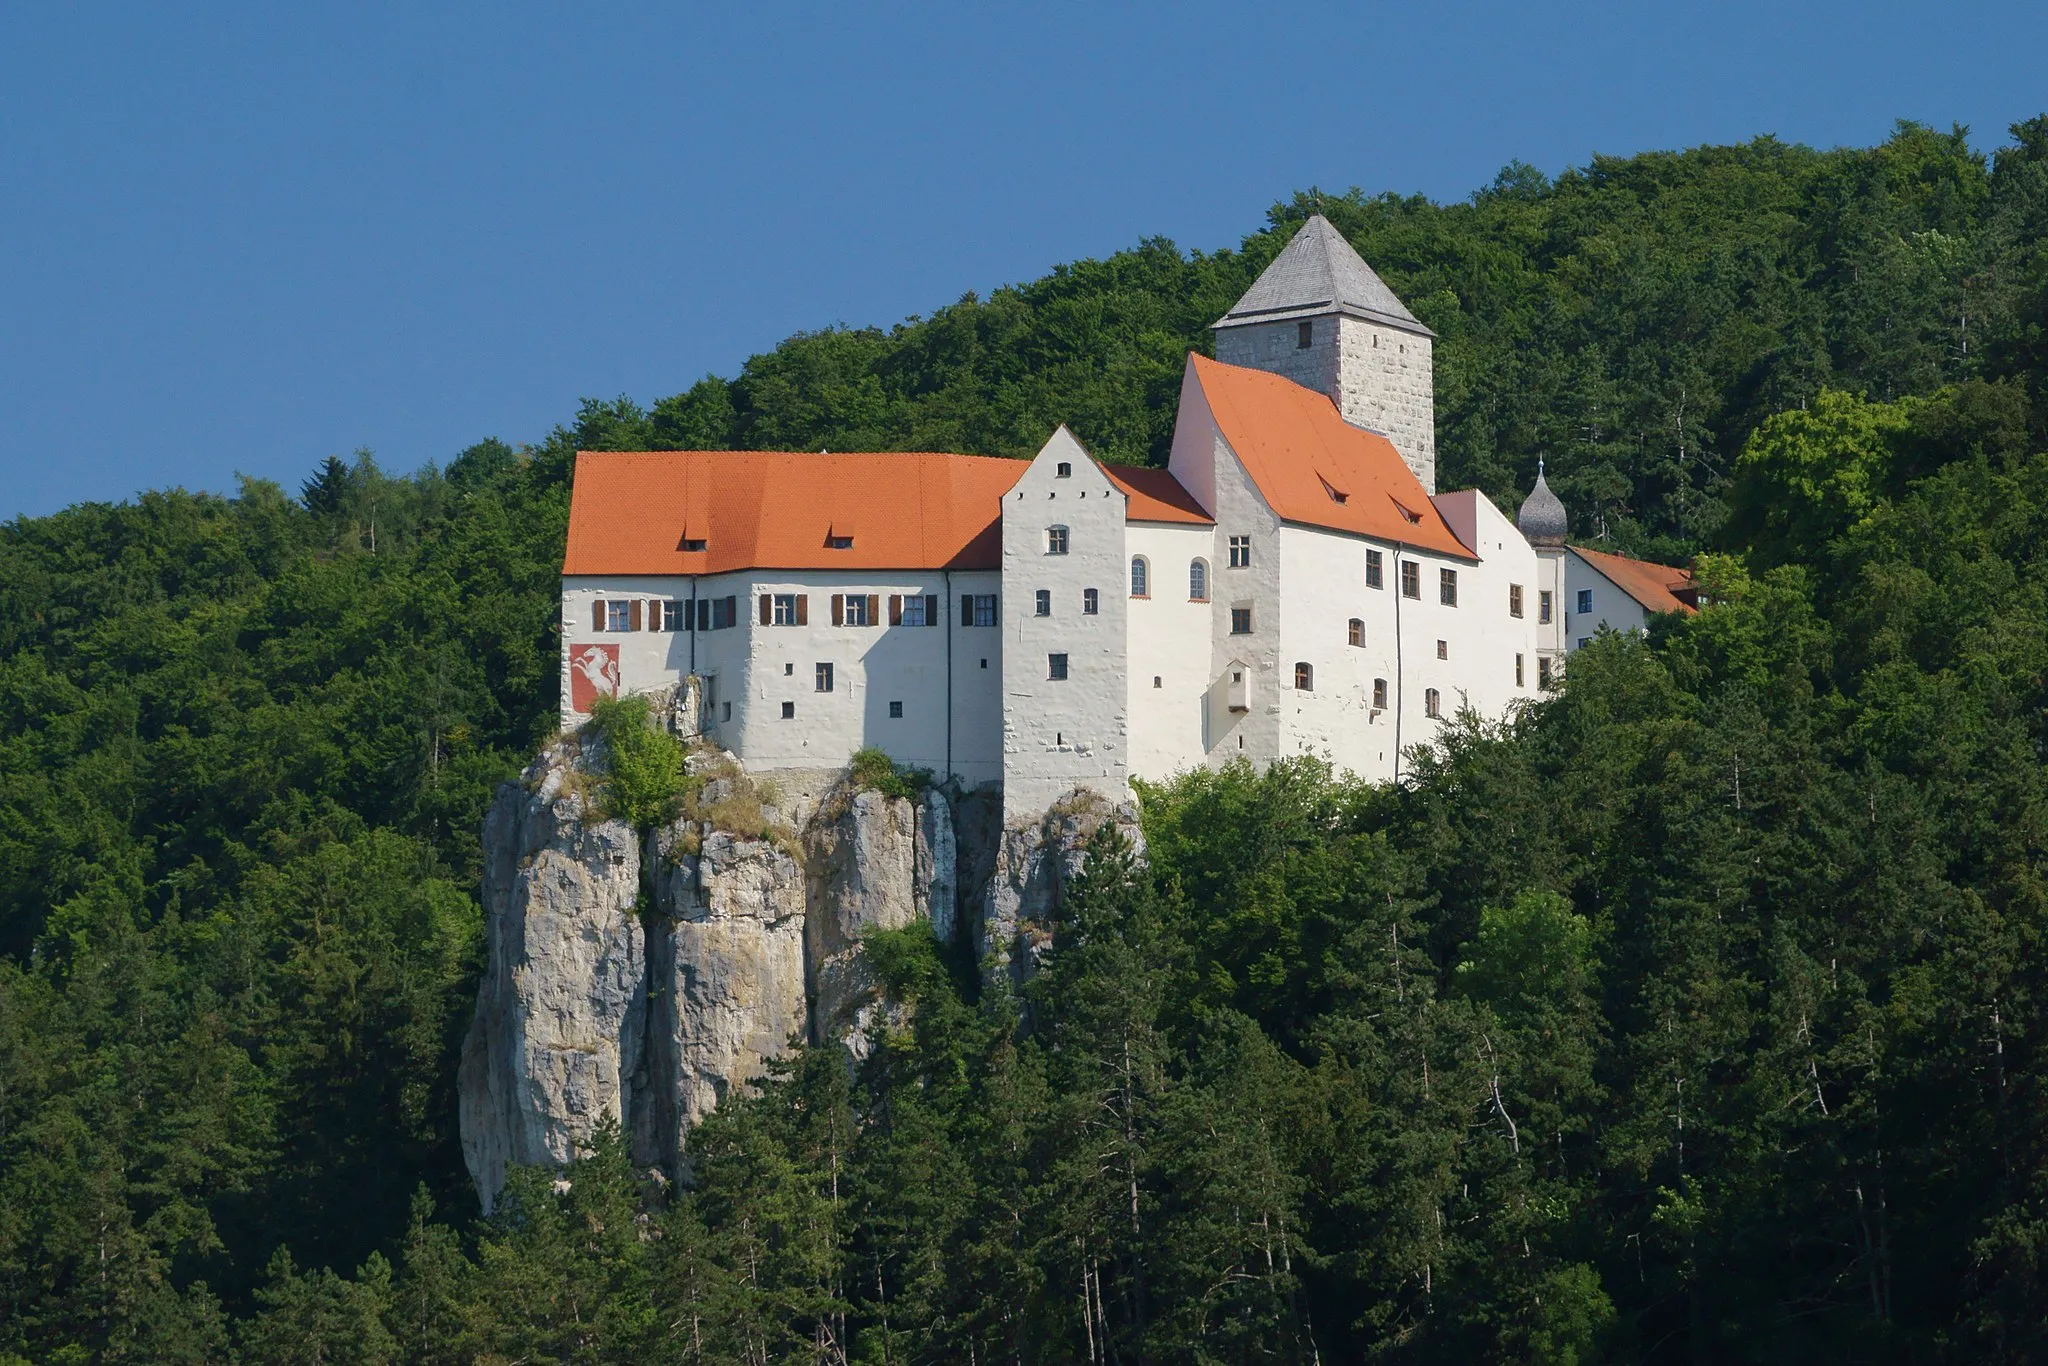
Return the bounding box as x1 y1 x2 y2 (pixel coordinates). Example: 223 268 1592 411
1083 587 1099 615
1048 653 1069 681
1056 461 1071 478
1231 607 1253 635
1436 639 1448 660
1153 675 1162 688
781 701 795 719
889 700 903 718
1577 637 1591 650
815 663 834 692
1035 589 1051 617
784 662 794 676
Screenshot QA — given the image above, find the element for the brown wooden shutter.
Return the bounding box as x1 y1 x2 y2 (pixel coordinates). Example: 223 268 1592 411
629 599 643 631
888 594 902 625
925 594 939 626
866 595 879 628
831 594 844 626
759 594 772 626
593 599 606 631
795 594 808 626
961 595 974 627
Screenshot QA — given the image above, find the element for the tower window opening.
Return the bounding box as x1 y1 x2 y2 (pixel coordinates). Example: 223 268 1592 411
1297 320 1313 349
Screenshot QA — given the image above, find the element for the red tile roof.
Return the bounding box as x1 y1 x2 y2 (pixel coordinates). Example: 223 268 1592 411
562 450 1027 575
1573 544 1697 615
1102 463 1212 524
1186 354 1472 560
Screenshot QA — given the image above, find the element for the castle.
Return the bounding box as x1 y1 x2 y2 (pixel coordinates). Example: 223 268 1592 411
560 216 1694 820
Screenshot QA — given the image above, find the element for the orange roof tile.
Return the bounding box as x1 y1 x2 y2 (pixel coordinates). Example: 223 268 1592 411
1102 463 1212 524
1572 544 1697 615
1187 354 1473 560
562 450 1027 575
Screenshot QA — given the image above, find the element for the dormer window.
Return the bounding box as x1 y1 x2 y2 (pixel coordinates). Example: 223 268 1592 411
1056 461 1072 478
827 535 854 549
1318 474 1348 505
681 537 707 552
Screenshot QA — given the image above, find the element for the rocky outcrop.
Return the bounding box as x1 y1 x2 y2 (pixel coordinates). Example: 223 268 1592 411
979 789 1145 988
637 825 807 1173
459 742 1124 1208
459 743 648 1211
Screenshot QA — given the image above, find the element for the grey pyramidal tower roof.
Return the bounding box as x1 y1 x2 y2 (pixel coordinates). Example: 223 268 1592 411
1213 213 1434 338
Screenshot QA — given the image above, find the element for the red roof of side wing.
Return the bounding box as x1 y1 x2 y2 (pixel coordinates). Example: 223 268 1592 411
562 450 1028 575
1572 545 1698 615
1186 353 1473 560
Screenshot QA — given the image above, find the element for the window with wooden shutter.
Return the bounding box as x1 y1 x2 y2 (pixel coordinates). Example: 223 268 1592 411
696 599 709 632
961 595 974 627
795 595 808 626
629 599 643 631
925 594 938 626
865 594 879 627
831 594 844 626
592 600 606 631
759 594 772 626
888 594 903 626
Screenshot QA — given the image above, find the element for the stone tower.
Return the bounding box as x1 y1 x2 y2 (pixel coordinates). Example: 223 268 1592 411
1212 214 1437 492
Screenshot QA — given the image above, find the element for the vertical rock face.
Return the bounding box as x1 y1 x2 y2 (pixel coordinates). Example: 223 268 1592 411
980 789 1144 988
638 825 807 1174
458 743 1105 1209
459 747 648 1212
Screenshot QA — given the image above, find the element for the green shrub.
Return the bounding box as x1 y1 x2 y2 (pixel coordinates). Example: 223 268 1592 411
848 746 928 801
584 695 691 831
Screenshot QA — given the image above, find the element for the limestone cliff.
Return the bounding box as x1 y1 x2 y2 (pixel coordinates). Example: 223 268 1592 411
458 739 1123 1210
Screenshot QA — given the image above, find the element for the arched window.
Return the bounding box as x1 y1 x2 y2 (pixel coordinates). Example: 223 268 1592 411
1130 556 1149 597
1189 558 1209 601
1046 526 1069 555
1424 688 1442 719
1294 662 1313 691
1347 617 1364 647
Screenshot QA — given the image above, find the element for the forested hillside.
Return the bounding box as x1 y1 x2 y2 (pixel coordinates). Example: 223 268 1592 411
3 117 2048 1362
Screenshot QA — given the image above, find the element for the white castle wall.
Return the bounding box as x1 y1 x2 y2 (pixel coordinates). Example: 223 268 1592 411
999 430 1131 824
561 569 1004 791
1125 521 1215 782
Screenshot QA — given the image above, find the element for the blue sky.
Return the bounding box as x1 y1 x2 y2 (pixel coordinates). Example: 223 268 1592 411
4 2 2045 519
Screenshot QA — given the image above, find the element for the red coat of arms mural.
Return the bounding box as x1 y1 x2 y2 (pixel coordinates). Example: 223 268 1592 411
568 642 621 712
